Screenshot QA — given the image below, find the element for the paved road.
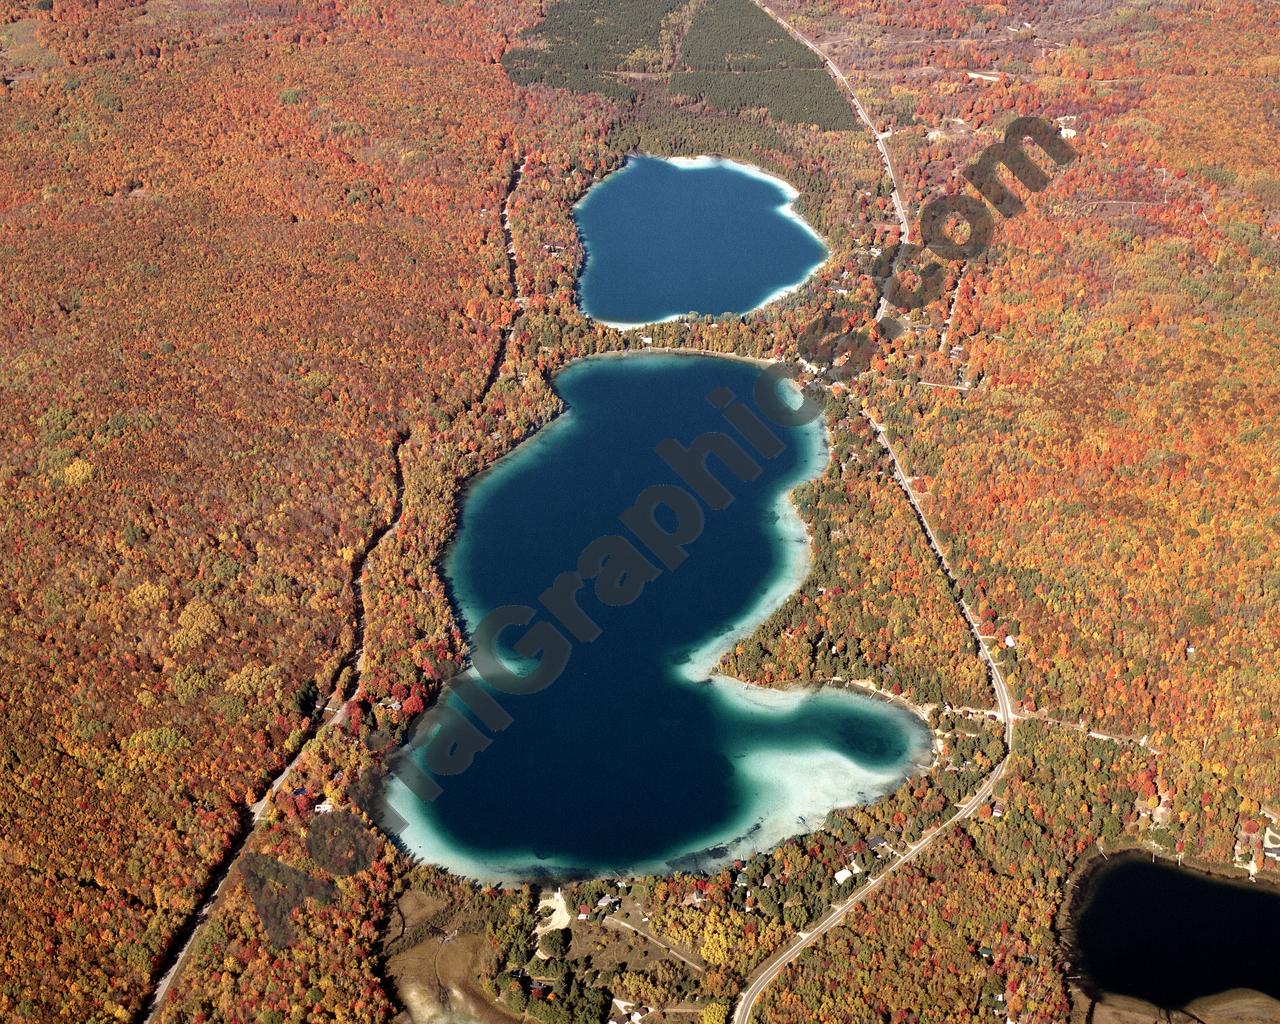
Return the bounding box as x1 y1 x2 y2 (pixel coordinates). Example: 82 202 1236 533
749 0 911 244
866 415 1015 744
732 418 1015 1024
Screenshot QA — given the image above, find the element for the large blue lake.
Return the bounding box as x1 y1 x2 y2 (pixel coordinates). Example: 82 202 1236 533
383 355 927 880
575 155 828 327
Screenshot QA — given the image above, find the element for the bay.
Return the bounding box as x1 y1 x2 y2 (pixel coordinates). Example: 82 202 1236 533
384 354 926 880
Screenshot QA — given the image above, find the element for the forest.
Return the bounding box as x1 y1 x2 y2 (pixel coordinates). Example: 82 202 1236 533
0 0 548 1017
678 0 822 71
1 0 1277 1020
501 0 684 98
669 0 849 129
502 0 852 129
720 393 992 710
668 68 851 131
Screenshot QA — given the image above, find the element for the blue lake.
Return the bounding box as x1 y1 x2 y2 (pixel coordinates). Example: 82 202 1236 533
574 155 828 327
383 355 927 881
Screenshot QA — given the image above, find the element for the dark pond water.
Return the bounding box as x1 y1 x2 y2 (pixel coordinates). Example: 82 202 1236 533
1072 853 1280 1008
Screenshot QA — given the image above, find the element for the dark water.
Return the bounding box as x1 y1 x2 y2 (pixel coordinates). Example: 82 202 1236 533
574 155 828 327
383 355 926 880
1072 854 1280 1007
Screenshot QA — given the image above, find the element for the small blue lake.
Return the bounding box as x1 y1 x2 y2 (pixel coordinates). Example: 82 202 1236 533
574 155 828 328
382 355 928 881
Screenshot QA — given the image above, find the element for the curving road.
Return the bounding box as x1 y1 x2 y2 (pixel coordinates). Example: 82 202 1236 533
731 416 1015 1024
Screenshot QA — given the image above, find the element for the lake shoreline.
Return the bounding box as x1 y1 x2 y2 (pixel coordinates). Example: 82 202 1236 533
384 352 935 885
445 345 824 635
1059 846 1280 1012
572 152 830 331
410 347 816 756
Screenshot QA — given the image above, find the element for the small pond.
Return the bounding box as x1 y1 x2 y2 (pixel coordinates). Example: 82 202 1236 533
1070 852 1280 1008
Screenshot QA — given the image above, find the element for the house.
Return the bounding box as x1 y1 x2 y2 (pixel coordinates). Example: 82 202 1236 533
577 904 590 921
833 868 853 885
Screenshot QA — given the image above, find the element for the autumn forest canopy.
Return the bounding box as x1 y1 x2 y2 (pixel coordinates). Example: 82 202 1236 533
0 0 1277 1022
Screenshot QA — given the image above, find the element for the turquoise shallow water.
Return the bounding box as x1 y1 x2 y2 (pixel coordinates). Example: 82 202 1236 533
574 155 828 327
383 355 927 881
